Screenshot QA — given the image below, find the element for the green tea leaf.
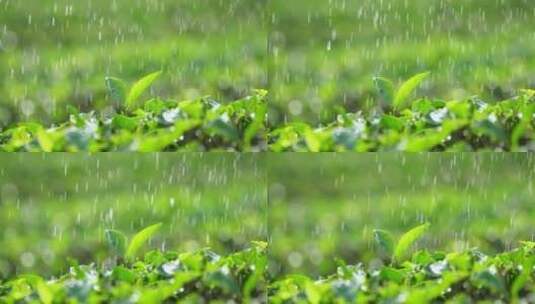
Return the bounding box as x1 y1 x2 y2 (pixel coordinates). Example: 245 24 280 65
105 77 127 104
111 266 137 283
511 256 535 300
126 223 162 259
373 76 395 106
472 270 506 295
511 103 534 150
393 223 430 262
111 114 138 131
126 71 162 110
205 116 239 142
373 229 395 258
394 72 430 110
36 129 54 152
105 229 128 256
36 280 53 304
243 254 267 300
380 115 404 131
379 267 405 283
204 269 240 295
519 89 535 98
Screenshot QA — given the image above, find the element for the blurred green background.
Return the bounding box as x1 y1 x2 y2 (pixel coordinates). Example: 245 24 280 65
0 0 266 126
268 153 535 277
0 153 266 279
268 0 535 125
2 0 534 127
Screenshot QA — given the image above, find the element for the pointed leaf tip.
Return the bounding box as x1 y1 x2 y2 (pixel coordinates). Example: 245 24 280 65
126 223 163 259
393 72 431 110
126 71 163 110
393 222 430 262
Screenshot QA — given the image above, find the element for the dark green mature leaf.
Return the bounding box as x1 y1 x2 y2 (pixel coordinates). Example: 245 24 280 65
105 229 128 256
373 76 395 106
511 255 535 300
105 77 127 104
112 266 137 283
471 270 507 295
0 91 267 152
379 267 405 283
3 239 535 303
0 245 268 303
373 229 395 258
380 115 404 131
205 116 240 142
111 115 138 131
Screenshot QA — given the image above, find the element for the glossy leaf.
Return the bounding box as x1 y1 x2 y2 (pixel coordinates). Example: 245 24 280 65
393 72 430 110
126 223 162 259
126 71 162 109
393 223 430 262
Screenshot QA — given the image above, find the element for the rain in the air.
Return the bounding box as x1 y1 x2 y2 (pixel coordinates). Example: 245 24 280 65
0 0 533 151
1 0 535 302
0 153 267 302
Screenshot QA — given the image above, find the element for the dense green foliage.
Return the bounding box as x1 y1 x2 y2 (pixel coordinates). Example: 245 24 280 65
1 72 533 152
269 231 535 303
270 73 535 152
269 89 535 152
2 1 535 302
2 225 535 303
0 73 267 151
0 225 268 303
2 1 534 150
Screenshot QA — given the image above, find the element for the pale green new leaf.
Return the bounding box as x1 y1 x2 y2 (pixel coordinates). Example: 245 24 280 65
393 223 430 262
126 223 162 259
393 72 430 110
519 89 535 98
126 71 162 109
36 280 53 304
